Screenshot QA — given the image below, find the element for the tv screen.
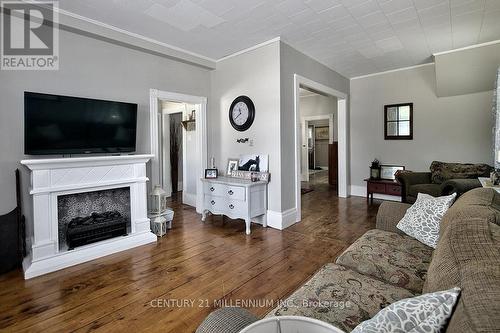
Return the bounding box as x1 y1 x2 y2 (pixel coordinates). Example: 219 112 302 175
24 92 137 155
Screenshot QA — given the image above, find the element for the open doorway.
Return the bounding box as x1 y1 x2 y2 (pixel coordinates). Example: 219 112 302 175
149 89 208 213
160 101 199 206
299 88 337 194
294 75 348 223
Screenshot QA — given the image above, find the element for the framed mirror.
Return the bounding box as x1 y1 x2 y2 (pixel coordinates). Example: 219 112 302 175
384 103 413 140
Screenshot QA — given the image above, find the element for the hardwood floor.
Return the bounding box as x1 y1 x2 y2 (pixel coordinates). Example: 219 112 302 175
0 186 379 333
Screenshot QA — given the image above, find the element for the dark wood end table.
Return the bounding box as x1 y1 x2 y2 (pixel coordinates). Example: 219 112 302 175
364 178 402 204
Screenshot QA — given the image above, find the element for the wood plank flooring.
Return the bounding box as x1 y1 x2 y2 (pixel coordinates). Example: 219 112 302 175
0 184 379 332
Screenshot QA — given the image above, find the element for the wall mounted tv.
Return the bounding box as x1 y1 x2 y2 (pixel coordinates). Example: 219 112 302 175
24 92 137 155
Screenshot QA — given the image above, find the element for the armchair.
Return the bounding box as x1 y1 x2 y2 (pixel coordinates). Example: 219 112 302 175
396 161 491 203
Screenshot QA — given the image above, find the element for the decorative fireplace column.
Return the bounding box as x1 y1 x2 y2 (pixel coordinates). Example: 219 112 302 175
20 154 157 279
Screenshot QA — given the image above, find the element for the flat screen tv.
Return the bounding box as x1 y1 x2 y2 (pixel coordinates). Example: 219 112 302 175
24 92 137 155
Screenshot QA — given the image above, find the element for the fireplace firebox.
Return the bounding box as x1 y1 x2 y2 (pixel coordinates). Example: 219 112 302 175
67 211 128 250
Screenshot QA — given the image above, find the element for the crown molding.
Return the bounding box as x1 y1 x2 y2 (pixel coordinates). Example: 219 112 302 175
217 37 281 62
433 40 500 56
350 62 435 80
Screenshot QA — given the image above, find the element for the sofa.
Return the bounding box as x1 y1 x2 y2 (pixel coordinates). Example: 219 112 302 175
397 161 491 203
197 188 500 332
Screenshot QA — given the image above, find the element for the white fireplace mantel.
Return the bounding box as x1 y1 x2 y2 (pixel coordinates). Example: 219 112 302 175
21 154 157 279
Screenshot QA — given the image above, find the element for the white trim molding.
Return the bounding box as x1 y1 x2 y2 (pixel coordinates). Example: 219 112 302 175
217 37 281 62
433 40 500 56
350 185 401 202
350 63 434 80
266 208 297 230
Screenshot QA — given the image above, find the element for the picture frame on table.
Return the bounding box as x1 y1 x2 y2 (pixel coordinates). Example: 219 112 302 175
226 159 239 176
380 165 405 180
238 154 269 172
204 168 218 179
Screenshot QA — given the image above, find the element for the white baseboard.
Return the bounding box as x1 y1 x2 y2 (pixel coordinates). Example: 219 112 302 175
267 208 297 230
23 231 157 279
350 185 401 202
183 192 196 207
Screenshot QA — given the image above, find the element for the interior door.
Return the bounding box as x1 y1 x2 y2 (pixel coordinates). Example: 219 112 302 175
300 121 309 181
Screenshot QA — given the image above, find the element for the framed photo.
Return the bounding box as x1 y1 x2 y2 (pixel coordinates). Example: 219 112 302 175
380 165 405 180
238 154 269 172
226 159 239 176
204 168 218 179
315 126 329 140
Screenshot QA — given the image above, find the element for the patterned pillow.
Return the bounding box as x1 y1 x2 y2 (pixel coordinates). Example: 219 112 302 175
352 287 461 333
396 193 456 248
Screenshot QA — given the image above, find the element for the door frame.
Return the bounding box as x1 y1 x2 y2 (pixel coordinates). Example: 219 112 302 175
301 114 334 182
294 74 348 222
149 89 207 213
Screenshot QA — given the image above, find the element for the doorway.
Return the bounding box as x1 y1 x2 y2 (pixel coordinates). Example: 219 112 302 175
294 75 348 222
160 101 199 206
299 89 337 192
149 89 208 213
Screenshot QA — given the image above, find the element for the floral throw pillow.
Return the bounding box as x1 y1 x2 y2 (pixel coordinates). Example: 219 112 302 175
396 193 456 248
352 287 460 333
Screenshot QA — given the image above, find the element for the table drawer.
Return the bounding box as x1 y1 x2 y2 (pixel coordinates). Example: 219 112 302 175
386 184 402 195
203 183 245 201
368 182 386 193
204 197 246 216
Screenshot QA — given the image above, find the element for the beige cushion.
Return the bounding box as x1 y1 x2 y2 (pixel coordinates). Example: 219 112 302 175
424 216 500 332
267 264 415 332
336 229 432 293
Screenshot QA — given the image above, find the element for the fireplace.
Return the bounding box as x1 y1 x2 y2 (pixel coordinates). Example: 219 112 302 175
20 154 157 279
57 187 131 251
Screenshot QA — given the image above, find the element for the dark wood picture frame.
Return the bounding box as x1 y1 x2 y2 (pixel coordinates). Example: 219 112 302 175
384 103 413 140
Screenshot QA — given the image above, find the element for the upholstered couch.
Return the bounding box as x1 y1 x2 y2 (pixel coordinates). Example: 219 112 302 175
197 188 500 333
396 161 491 203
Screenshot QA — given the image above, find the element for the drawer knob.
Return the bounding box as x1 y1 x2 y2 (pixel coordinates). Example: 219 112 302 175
228 190 234 195
229 204 234 209
210 187 215 192
210 200 215 205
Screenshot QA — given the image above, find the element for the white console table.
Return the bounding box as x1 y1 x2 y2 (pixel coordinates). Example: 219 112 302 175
201 177 267 234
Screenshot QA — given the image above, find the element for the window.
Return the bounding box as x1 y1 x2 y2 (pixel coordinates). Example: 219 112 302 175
384 103 413 140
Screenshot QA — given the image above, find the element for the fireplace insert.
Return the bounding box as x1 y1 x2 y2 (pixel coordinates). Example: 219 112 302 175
66 211 128 250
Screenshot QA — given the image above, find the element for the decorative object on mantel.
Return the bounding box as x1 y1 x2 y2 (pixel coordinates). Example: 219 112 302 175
236 138 249 143
229 95 255 132
149 185 167 215
205 168 218 179
370 159 381 179
380 165 405 180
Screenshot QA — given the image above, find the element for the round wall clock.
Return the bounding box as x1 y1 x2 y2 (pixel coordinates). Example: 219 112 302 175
229 96 255 131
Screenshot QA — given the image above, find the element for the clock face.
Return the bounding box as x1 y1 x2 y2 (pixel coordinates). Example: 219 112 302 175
232 101 249 126
229 96 255 131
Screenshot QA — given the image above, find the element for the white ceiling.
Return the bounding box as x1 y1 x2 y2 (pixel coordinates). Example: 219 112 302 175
59 0 500 78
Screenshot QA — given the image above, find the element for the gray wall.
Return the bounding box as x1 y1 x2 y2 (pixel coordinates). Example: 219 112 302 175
210 41 282 212
0 28 211 215
350 64 494 193
280 41 349 211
